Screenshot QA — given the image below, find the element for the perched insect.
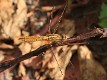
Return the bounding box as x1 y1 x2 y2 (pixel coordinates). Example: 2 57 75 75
17 1 68 76
18 34 63 42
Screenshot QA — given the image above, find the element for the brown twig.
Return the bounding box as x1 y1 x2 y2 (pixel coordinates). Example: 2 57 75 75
65 28 104 43
0 27 105 72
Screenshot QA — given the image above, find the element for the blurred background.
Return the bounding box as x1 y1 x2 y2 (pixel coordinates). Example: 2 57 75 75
0 0 107 80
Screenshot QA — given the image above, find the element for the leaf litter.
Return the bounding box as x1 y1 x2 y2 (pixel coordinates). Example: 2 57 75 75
0 0 107 80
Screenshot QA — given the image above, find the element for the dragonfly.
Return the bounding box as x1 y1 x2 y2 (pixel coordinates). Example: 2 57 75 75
0 0 106 77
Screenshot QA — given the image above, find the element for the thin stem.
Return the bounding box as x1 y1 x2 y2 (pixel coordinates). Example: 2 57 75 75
0 27 105 72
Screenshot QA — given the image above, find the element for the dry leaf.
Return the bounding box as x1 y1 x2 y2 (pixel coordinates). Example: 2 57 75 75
78 46 107 80
18 62 26 76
